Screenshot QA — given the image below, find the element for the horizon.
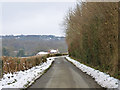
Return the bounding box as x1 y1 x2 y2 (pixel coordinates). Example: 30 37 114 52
0 34 65 37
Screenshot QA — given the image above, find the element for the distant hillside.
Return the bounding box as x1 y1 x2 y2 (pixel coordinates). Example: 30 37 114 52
1 35 68 57
1 35 65 40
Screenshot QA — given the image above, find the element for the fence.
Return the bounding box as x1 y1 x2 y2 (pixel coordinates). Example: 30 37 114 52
0 58 2 78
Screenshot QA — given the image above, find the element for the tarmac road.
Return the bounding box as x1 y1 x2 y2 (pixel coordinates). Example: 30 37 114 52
29 57 105 89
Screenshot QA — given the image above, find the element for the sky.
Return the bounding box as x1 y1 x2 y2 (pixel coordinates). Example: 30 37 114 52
0 1 76 36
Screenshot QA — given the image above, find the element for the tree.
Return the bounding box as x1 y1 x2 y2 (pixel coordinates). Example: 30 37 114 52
16 49 25 57
63 2 118 79
2 47 9 56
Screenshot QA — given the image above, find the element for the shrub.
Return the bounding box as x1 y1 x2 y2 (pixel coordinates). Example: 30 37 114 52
2 55 47 74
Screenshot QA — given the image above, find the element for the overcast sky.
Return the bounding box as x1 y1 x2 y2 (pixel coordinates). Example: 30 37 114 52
1 2 76 36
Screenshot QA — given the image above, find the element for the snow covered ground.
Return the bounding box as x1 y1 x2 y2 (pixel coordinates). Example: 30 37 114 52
0 57 55 90
0 56 119 89
66 56 119 89
36 52 49 55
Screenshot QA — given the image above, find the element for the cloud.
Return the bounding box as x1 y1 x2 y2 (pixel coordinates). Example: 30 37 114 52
0 0 77 2
2 2 76 36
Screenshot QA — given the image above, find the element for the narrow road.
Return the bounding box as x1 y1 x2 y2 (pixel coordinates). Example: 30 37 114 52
29 57 104 89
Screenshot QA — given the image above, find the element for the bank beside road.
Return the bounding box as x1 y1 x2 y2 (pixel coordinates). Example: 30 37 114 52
0 57 55 89
66 56 119 89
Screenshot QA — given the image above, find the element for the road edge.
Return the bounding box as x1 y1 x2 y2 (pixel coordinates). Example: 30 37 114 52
23 58 55 89
65 56 119 90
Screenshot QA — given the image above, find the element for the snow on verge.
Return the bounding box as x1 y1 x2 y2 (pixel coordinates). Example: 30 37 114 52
0 57 55 90
66 56 119 89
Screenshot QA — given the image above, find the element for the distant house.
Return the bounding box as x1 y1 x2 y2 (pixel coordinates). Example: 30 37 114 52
36 52 48 55
48 49 59 54
36 49 59 55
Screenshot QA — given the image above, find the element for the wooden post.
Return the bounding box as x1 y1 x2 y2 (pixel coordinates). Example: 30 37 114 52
0 58 3 78
0 37 2 78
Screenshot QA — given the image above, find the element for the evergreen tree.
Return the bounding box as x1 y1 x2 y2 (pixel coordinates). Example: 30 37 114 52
2 47 9 56
17 49 25 57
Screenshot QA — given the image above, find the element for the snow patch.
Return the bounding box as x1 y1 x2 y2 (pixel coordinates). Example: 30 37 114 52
66 56 119 89
37 52 49 55
0 57 55 89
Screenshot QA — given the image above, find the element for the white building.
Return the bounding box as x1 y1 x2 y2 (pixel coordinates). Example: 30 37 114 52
36 52 49 55
49 49 59 54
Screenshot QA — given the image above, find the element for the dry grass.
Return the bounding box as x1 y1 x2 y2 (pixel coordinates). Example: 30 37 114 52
1 53 65 74
2 55 48 74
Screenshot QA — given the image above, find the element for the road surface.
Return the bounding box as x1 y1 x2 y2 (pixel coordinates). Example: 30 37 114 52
29 57 104 89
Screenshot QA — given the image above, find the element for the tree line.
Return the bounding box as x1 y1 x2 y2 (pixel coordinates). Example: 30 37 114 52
2 47 25 57
64 2 119 79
